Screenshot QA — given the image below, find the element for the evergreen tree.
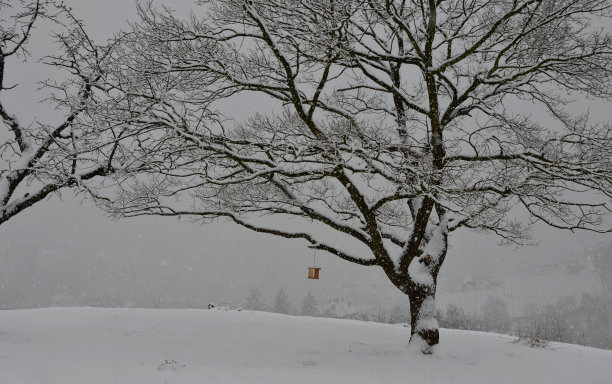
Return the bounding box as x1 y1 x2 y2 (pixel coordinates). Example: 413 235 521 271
273 289 291 314
301 292 319 317
244 289 266 311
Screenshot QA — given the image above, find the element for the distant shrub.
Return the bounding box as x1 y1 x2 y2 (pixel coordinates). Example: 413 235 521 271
516 318 550 348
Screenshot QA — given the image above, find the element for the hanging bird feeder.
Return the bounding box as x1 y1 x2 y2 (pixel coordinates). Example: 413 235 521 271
307 251 321 280
307 267 321 279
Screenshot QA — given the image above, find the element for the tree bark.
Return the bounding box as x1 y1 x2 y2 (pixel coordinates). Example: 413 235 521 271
407 280 439 354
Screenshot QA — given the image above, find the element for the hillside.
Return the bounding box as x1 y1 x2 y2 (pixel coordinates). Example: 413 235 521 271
1 308 610 383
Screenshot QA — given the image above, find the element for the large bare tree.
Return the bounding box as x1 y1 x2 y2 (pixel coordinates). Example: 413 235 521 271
0 0 127 225
102 0 612 352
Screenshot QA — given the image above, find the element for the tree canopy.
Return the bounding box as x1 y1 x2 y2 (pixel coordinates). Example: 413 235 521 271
96 0 612 352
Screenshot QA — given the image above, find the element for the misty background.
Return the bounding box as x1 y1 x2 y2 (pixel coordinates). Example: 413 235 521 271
0 0 609 346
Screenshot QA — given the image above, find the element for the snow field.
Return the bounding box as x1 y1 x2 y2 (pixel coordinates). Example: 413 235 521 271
1 307 611 383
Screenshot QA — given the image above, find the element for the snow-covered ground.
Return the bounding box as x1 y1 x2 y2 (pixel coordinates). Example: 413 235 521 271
1 308 610 384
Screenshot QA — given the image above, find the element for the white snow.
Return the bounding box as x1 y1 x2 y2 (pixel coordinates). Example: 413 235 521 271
1 307 611 384
408 258 435 286
422 215 449 264
415 297 438 332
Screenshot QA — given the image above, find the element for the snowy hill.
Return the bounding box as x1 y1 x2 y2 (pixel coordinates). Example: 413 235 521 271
1 308 610 384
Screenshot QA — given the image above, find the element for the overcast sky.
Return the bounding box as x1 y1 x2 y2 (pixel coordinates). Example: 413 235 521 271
0 0 609 312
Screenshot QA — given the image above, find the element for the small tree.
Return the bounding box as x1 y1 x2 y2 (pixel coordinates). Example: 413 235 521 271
301 292 319 317
244 289 266 311
273 288 291 314
0 1 125 226
101 0 612 353
517 301 570 347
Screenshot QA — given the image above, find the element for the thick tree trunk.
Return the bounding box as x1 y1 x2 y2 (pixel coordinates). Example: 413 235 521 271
407 281 439 354
384 215 448 354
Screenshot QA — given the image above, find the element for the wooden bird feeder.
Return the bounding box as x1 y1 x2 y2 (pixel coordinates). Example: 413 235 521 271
308 266 321 279
307 252 321 279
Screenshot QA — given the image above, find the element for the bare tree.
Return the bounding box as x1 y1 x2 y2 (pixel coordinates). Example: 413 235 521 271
100 0 612 353
0 0 128 225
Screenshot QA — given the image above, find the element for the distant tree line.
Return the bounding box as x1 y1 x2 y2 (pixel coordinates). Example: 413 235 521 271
238 287 611 350
243 288 320 317
438 294 612 350
241 288 412 322
438 243 612 350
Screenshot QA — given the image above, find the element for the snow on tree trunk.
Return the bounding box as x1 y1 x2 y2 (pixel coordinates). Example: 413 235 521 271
405 218 449 354
407 285 439 354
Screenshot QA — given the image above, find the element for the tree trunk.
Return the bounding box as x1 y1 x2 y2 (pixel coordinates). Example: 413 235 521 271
407 280 439 354
407 283 439 353
385 254 444 354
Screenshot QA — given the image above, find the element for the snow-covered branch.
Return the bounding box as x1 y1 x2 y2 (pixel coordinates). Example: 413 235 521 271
0 1 130 225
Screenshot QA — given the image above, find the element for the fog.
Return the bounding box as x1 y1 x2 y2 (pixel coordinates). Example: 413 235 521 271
0 0 609 345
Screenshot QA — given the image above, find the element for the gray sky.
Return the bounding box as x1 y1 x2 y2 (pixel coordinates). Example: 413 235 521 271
0 0 609 312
